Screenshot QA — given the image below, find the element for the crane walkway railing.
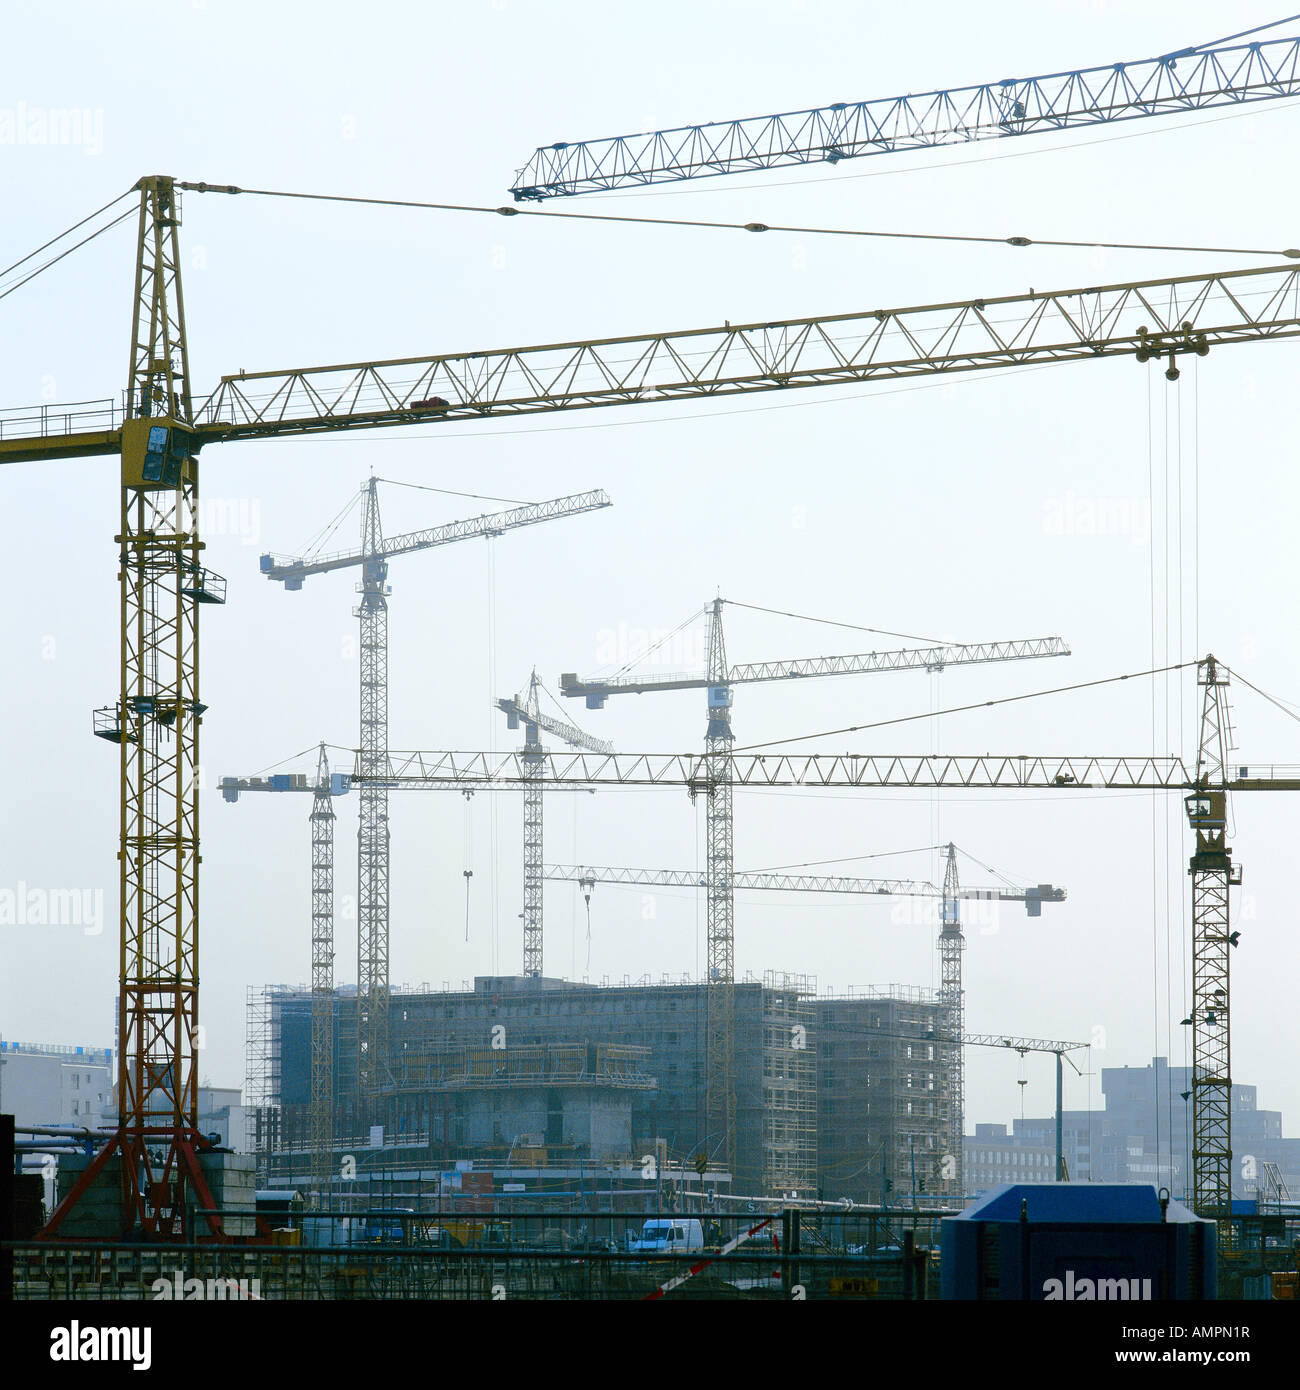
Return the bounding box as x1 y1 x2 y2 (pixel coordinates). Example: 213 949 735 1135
0 399 119 441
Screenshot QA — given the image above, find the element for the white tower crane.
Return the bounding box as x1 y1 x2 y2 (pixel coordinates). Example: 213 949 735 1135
259 485 611 1111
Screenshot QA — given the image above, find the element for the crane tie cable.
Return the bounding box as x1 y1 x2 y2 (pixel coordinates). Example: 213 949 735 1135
722 598 953 647
177 182 1300 259
0 204 136 303
730 658 1198 752
0 188 134 281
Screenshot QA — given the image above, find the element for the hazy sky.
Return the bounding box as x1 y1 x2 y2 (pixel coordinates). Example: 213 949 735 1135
2 0 1298 1155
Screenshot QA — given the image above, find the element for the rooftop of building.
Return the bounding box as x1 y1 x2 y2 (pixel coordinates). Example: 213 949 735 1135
0 1040 112 1063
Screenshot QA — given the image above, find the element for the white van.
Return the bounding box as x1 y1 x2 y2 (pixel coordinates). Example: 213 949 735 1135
629 1218 705 1254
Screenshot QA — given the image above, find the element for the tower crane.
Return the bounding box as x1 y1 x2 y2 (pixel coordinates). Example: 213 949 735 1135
953 1034 1088 1188
544 850 1064 1197
511 23 1300 198
259 485 611 1110
497 671 613 979
559 597 1068 1172
832 1021 1089 1196
361 653 1300 1229
4 65 1297 1229
1184 656 1239 1225
218 748 350 1202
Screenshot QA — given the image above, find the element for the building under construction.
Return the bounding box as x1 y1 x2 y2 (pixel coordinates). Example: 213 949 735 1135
253 972 952 1204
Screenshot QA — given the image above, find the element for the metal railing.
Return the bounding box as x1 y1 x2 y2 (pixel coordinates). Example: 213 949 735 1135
5 1210 942 1301
0 399 119 440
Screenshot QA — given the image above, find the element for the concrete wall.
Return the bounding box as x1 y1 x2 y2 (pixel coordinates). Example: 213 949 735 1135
0 1049 111 1130
461 1086 633 1160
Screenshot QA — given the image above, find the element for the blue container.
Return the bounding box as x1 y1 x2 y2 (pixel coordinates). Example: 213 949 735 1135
940 1184 1216 1300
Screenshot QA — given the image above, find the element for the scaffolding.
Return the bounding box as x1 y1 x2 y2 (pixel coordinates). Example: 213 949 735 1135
382 1041 656 1093
816 987 952 1206
245 984 294 1166
761 972 818 1198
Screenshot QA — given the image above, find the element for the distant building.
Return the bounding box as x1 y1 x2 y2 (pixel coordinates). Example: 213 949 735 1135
198 1086 249 1153
966 1057 1300 1202
0 1041 113 1131
964 1123 1056 1189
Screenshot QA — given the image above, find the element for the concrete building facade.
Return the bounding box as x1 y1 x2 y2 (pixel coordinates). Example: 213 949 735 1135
268 973 820 1197
815 989 954 1205
0 1041 112 1131
262 974 956 1202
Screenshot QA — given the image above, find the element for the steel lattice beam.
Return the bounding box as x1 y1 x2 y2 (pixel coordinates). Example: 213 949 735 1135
6 265 1300 465
1187 658 1238 1228
522 725 545 979
171 264 1300 444
355 483 390 1113
263 490 612 582
365 749 1223 788
702 601 736 1171
562 635 1069 698
510 32 1300 198
544 863 939 896
44 178 221 1240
